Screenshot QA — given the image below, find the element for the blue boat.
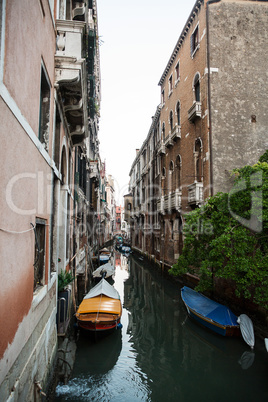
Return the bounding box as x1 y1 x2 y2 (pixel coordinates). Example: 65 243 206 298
181 286 240 337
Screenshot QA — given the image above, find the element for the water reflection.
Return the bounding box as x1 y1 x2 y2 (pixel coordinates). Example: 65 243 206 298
55 254 268 402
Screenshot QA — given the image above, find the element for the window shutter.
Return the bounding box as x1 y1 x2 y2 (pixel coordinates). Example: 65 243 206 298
190 33 194 56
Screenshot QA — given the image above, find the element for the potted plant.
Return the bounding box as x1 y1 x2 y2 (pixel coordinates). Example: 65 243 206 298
58 269 74 293
57 270 74 323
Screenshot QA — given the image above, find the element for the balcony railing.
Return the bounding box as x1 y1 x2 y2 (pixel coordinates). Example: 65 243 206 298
88 160 99 179
188 182 203 205
157 197 164 214
157 141 166 155
171 125 181 141
141 165 148 177
164 134 173 148
55 20 88 147
188 101 202 122
157 190 181 214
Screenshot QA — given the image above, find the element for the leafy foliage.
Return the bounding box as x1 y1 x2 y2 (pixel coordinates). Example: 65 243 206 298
169 153 268 308
58 269 74 293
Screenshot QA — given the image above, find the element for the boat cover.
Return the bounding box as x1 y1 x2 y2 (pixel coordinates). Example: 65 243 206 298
181 286 238 326
77 296 121 315
84 278 120 300
92 263 115 278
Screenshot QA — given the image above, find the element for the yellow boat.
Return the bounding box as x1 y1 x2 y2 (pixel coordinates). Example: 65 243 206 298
76 279 122 332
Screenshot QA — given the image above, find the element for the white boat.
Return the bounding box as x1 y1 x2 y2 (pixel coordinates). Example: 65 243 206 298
237 314 255 349
92 262 115 279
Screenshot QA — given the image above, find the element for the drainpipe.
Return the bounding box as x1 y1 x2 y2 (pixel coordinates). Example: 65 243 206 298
206 0 221 197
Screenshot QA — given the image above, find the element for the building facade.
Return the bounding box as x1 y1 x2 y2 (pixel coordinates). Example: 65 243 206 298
128 0 268 269
0 0 108 399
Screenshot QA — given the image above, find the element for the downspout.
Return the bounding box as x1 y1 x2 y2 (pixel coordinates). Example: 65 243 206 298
206 0 221 197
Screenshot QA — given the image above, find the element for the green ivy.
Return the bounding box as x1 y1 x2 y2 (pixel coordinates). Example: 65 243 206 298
169 152 268 309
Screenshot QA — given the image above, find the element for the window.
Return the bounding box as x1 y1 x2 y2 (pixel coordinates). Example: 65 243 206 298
194 73 200 102
176 101 181 126
175 61 180 83
194 139 202 182
162 167 166 177
39 65 51 150
34 218 46 290
169 111 174 131
190 24 199 57
176 155 182 189
161 89 165 105
168 74 173 96
162 122 165 140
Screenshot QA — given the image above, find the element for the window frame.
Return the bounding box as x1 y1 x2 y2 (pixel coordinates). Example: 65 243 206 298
38 62 51 151
190 23 200 58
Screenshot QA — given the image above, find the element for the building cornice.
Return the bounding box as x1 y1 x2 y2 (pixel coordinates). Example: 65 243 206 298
158 0 204 87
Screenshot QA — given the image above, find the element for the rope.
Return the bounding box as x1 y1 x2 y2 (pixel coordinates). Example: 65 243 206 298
0 224 36 234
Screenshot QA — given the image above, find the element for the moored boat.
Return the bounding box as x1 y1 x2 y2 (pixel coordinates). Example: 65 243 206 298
92 262 115 279
181 286 240 337
76 279 122 332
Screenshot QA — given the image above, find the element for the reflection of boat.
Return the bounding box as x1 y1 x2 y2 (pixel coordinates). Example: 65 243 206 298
92 262 115 279
181 286 240 337
76 279 122 332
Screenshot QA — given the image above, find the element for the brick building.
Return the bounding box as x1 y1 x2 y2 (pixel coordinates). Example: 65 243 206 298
128 0 268 268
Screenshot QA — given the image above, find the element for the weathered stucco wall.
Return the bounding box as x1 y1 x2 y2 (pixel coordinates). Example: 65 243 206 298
209 0 268 194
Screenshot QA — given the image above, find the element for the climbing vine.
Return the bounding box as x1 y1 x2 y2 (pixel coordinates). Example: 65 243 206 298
169 152 268 308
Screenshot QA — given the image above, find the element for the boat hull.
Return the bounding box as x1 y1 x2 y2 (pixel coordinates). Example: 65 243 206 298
76 286 122 333
185 304 240 337
77 314 121 332
181 286 240 337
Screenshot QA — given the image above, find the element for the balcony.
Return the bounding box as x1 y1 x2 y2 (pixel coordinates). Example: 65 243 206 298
164 134 173 148
88 160 99 179
188 101 202 122
157 197 164 214
55 20 88 147
141 165 148 177
163 190 182 212
188 182 204 205
171 125 181 141
157 141 166 155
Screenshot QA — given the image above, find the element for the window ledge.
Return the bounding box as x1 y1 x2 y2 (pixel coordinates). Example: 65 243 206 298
32 284 48 309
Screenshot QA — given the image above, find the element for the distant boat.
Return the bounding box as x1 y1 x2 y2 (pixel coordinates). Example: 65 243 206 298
92 262 115 279
121 246 131 254
76 278 122 332
99 248 111 264
181 286 240 337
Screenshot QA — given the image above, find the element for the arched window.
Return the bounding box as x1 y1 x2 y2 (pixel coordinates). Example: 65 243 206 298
194 73 200 102
169 111 173 131
176 101 181 126
194 139 202 182
176 155 182 189
162 122 165 140
168 161 174 191
162 167 166 177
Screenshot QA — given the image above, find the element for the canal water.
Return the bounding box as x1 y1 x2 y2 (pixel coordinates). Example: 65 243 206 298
54 252 268 402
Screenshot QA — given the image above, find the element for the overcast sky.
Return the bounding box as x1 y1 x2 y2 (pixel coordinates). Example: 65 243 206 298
97 0 195 205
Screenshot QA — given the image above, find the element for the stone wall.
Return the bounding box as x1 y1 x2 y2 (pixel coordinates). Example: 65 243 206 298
209 0 268 194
